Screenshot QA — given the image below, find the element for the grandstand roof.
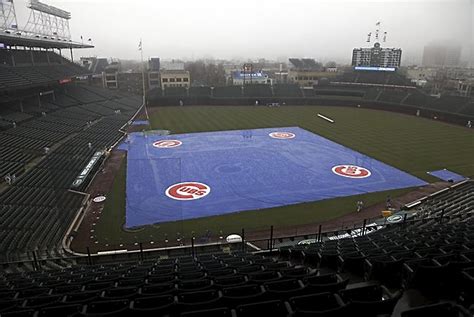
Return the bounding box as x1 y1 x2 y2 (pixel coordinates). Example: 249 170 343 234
0 33 93 49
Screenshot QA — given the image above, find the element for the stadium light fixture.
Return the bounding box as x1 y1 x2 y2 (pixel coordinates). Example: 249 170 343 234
28 0 71 20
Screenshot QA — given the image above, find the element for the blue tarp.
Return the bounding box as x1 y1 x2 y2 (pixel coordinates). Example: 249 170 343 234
121 127 427 228
427 169 467 182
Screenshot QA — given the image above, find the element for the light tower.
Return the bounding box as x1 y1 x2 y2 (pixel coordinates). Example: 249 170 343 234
25 0 71 40
0 0 19 32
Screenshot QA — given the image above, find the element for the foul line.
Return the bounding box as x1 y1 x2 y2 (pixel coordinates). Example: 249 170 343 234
317 113 335 123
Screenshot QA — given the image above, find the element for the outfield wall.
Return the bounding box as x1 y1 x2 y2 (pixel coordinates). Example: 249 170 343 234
147 96 473 127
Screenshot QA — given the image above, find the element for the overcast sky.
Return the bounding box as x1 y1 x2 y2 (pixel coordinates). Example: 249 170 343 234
12 0 473 64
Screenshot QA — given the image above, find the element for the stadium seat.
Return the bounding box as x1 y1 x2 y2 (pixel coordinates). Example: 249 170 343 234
101 286 139 299
264 278 307 300
82 299 130 316
289 292 346 316
129 295 175 315
364 254 404 287
176 289 222 312
302 273 349 293
140 282 176 296
222 284 266 307
177 278 213 291
235 300 290 317
22 294 62 309
180 306 232 317
339 282 401 316
0 309 36 317
37 304 82 317
213 275 247 288
247 270 281 283
403 258 448 290
63 290 101 304
400 302 471 317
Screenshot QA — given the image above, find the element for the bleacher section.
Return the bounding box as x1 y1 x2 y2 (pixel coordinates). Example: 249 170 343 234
189 86 211 97
336 71 414 87
164 87 188 97
273 84 303 98
0 181 472 316
0 50 88 91
403 90 431 108
313 88 365 98
377 89 409 104
0 84 142 261
413 181 474 223
243 85 273 98
213 86 243 98
428 96 471 114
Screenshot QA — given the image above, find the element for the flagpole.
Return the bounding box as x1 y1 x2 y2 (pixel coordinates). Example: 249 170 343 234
139 38 149 121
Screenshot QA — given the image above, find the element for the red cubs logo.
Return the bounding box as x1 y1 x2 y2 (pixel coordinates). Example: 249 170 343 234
269 132 295 139
153 140 182 148
166 182 211 201
332 165 371 178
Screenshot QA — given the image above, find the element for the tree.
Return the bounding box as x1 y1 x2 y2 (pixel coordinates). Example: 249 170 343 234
185 60 226 86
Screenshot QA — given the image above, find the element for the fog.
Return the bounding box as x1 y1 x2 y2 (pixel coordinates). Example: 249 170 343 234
11 0 473 65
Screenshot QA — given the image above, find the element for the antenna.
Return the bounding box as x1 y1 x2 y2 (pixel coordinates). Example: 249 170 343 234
375 21 381 40
365 22 387 45
0 0 19 32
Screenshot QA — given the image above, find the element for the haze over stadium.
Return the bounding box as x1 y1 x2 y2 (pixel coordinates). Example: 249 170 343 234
11 0 474 63
0 0 473 316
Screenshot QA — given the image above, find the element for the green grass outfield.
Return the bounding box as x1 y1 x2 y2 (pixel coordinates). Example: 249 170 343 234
95 106 473 245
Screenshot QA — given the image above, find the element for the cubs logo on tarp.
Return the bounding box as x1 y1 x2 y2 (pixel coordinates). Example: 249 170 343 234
166 182 211 201
153 140 182 148
269 132 295 139
332 165 371 178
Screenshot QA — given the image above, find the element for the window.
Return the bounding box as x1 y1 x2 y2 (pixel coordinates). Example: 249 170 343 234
162 78 168 82
183 78 189 82
176 78 182 82
170 78 176 82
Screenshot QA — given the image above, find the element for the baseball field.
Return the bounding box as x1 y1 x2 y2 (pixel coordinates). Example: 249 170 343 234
92 105 474 247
